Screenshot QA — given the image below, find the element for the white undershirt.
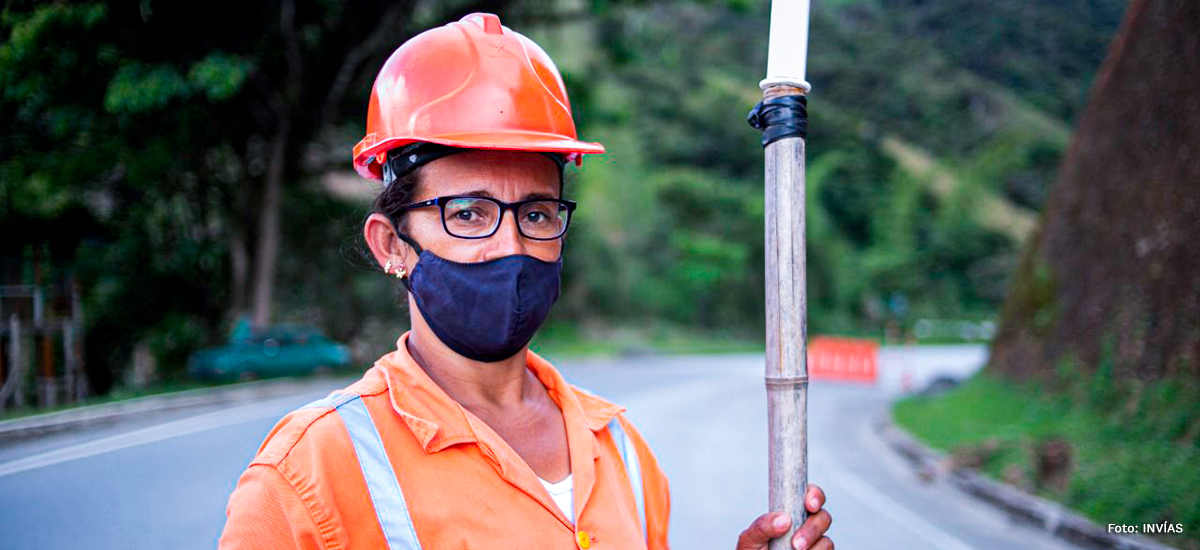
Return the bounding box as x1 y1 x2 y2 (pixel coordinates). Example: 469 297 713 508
538 473 574 522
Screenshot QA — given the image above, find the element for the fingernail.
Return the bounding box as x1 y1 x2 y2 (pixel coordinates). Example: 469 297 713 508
794 536 807 550
774 515 789 529
810 498 819 508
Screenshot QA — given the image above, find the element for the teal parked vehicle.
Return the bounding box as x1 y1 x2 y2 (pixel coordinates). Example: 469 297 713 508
187 318 353 381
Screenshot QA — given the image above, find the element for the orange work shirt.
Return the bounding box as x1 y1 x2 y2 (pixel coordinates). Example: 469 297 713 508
219 331 671 549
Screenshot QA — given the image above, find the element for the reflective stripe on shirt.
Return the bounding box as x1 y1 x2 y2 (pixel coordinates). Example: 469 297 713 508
608 417 648 540
304 393 423 550
303 392 648 546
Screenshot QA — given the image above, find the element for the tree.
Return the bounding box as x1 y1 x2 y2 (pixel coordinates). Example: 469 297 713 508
1 0 523 389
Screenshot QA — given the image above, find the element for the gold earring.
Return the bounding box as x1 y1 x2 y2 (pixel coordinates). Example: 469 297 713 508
385 259 406 278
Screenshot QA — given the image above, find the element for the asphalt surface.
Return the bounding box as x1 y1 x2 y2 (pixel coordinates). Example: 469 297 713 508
0 349 1082 549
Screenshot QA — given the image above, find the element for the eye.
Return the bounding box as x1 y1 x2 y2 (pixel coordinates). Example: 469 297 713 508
444 198 493 226
521 202 560 226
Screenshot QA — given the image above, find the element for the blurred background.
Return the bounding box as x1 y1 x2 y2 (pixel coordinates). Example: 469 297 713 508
0 0 1196 549
0 0 1122 394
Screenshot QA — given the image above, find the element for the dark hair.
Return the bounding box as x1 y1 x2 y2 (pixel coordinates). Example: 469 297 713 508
371 166 423 243
344 163 422 277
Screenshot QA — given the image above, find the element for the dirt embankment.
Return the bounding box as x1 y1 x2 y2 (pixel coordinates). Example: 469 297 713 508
990 0 1200 383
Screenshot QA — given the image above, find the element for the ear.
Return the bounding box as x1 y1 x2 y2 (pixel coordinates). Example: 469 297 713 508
364 212 410 270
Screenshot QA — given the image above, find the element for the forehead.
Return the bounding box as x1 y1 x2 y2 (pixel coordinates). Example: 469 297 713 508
416 150 561 198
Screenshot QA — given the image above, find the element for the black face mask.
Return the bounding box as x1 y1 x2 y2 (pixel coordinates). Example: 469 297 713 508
402 249 562 363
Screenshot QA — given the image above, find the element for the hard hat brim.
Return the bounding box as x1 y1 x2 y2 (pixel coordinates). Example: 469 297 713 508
354 132 606 180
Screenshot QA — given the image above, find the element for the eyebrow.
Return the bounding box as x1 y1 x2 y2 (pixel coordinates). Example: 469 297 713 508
455 189 559 201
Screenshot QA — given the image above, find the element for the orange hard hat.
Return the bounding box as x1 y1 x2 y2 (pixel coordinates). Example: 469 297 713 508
352 13 605 180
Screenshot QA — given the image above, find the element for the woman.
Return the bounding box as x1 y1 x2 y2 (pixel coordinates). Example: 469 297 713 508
220 13 832 550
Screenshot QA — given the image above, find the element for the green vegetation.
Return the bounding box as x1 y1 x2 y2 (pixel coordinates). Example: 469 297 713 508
529 320 765 361
894 365 1200 550
1 0 1126 395
543 0 1123 339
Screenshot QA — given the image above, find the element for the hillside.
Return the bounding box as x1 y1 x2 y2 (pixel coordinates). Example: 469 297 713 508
540 0 1128 337
990 0 1199 384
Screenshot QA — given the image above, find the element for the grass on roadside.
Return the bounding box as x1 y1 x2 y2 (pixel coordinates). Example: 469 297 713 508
893 369 1200 550
0 365 365 422
528 320 765 360
0 379 229 421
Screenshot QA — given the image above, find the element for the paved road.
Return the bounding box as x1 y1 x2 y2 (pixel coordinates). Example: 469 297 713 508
0 351 1078 549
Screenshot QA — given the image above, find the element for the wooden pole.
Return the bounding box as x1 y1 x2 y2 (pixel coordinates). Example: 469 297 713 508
758 1 812 548
762 86 809 549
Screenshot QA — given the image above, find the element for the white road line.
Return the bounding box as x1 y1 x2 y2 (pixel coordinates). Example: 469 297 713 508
0 393 321 478
813 448 976 550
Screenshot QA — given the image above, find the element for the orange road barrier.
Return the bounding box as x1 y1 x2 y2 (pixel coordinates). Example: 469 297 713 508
806 336 878 383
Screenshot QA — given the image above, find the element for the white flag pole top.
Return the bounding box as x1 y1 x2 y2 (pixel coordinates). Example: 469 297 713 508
760 0 812 92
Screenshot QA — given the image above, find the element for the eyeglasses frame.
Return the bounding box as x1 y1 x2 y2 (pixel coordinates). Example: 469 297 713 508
393 195 578 241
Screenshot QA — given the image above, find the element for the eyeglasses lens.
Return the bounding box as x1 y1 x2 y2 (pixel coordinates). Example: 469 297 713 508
517 201 569 239
443 198 499 237
442 198 569 239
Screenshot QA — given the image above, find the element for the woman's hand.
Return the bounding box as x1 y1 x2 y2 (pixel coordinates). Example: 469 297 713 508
735 484 832 550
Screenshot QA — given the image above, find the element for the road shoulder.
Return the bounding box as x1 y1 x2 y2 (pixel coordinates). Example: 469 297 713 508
878 414 1177 550
0 376 349 443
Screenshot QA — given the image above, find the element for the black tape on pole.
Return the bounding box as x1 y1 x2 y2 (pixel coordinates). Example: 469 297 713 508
746 95 808 147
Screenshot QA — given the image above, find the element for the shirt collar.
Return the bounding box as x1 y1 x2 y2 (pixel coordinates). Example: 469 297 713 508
373 330 626 455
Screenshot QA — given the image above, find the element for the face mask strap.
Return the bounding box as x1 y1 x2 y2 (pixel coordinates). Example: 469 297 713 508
384 215 424 292
396 231 425 257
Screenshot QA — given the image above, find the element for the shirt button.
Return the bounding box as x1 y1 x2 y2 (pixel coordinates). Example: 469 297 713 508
576 530 591 549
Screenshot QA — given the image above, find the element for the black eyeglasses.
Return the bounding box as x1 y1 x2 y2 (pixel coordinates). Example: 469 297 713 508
395 195 577 240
